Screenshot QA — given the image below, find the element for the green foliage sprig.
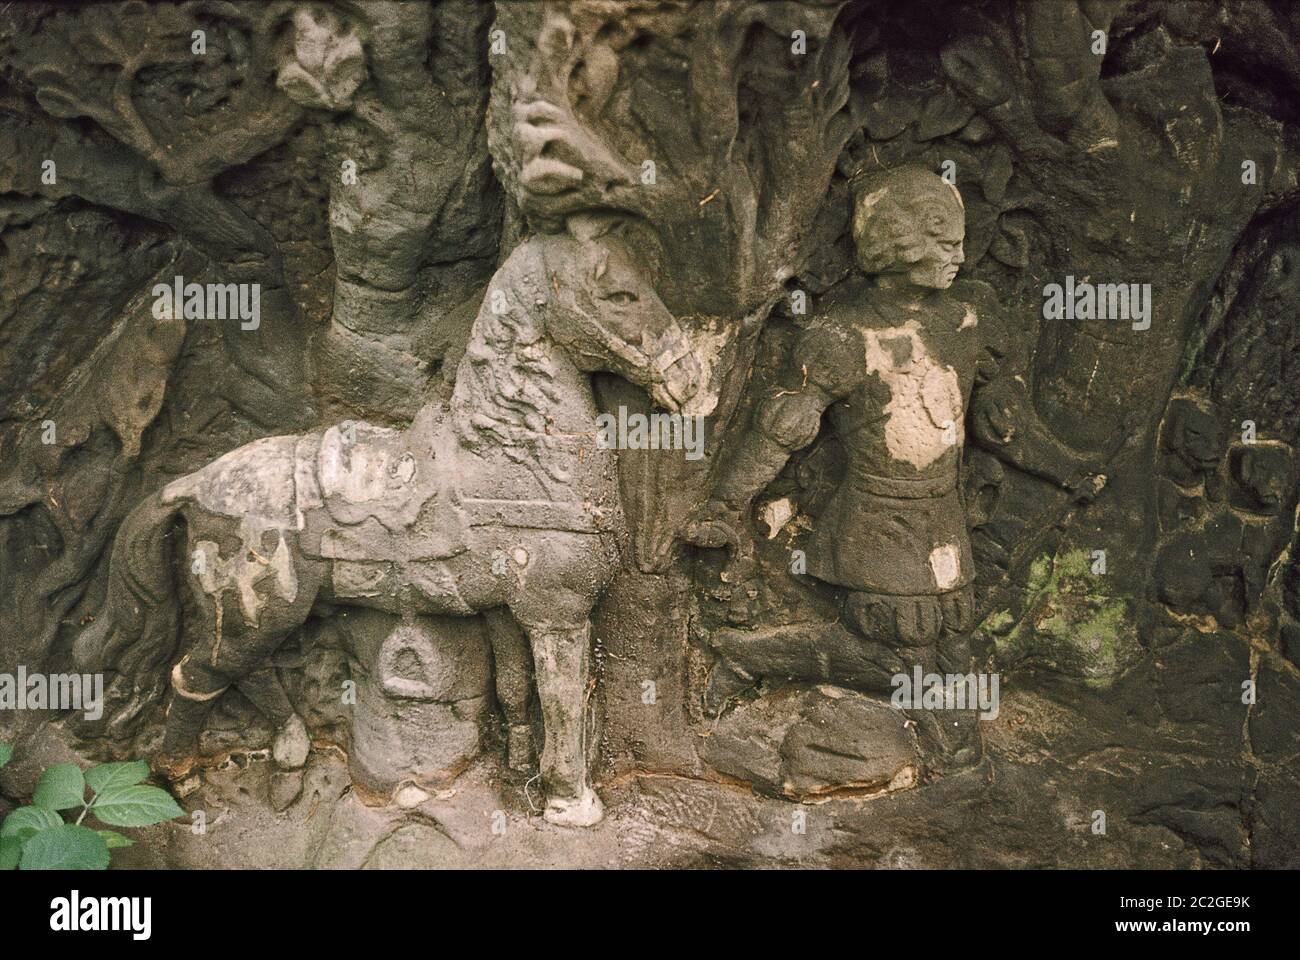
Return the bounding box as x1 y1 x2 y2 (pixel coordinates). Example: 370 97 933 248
0 744 183 870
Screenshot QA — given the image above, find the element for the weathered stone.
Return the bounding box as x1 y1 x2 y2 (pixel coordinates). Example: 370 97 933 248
269 770 305 812
272 715 311 771
702 684 919 800
0 0 1298 870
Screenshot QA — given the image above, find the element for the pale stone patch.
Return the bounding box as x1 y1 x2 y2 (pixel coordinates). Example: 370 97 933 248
760 497 796 539
928 542 962 590
680 319 729 417
889 765 917 791
193 518 299 627
162 435 299 526
395 784 431 809
272 715 311 770
860 321 964 469
318 425 413 504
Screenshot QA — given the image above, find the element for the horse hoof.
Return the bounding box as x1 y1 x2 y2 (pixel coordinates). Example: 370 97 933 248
272 715 311 770
544 788 605 828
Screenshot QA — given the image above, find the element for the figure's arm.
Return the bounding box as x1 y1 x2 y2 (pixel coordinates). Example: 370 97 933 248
712 381 836 510
940 0 1120 156
964 281 1105 492
687 336 842 553
971 375 1099 491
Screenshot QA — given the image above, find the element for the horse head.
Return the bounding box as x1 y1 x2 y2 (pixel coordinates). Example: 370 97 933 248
542 216 704 413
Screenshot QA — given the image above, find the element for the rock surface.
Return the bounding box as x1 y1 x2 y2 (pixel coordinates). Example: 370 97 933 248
0 0 1298 869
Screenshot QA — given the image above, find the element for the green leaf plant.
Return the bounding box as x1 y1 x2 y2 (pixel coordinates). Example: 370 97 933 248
0 747 183 870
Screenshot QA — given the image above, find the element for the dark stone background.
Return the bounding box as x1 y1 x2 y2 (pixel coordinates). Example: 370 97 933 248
0 0 1297 868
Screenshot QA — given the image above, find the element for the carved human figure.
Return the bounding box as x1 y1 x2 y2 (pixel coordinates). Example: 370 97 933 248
694 166 1101 763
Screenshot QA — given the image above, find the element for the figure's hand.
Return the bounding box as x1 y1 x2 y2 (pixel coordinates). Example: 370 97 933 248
1064 410 1139 501
971 387 1016 447
515 99 588 197
514 98 637 218
761 392 824 452
275 7 367 112
685 501 762 623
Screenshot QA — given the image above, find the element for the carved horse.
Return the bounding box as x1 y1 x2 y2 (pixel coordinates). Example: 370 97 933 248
75 218 703 826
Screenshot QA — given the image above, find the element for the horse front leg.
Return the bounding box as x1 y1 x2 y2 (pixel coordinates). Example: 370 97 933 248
483 607 536 773
519 618 603 827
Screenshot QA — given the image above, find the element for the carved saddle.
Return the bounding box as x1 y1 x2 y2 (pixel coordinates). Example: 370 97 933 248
296 421 469 563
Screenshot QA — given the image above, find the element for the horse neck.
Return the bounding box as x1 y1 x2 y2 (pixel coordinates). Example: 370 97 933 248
451 251 594 455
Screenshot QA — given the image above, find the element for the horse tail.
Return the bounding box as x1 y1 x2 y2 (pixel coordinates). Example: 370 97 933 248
74 491 186 689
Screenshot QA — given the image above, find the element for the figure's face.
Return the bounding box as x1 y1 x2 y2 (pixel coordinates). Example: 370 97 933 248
1234 446 1290 513
907 220 965 290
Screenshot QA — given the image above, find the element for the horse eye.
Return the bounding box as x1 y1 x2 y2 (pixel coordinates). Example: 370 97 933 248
603 291 638 305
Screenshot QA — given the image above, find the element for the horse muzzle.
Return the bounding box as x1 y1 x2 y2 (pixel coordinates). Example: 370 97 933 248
649 346 703 412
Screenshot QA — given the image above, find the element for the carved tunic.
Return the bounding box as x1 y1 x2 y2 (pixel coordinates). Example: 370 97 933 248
792 281 989 596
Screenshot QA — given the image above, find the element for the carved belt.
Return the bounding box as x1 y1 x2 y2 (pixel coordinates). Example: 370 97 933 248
461 497 608 533
847 469 956 499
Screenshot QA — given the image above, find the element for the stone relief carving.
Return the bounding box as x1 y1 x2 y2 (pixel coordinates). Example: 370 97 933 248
0 0 1298 870
75 218 704 826
687 165 1111 773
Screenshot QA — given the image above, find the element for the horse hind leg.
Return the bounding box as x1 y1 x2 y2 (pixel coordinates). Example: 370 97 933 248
165 529 325 777
237 666 311 771
483 607 535 773
158 653 228 778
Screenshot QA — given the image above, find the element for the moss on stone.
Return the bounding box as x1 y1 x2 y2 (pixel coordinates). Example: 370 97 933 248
994 549 1143 683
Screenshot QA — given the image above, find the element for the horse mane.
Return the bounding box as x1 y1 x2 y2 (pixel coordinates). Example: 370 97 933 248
452 238 571 482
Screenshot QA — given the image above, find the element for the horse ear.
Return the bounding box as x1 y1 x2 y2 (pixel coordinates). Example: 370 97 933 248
567 211 622 242
592 250 609 280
